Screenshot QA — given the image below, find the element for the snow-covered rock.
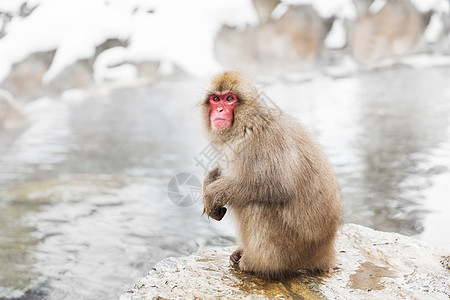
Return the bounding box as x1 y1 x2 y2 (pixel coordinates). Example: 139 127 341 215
0 0 448 99
215 5 333 73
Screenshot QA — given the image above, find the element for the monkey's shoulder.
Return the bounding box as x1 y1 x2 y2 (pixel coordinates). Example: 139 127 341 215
260 114 314 143
259 114 329 163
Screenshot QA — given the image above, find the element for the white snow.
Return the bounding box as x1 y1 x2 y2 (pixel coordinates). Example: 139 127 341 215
424 13 445 43
411 0 447 12
324 18 347 49
0 0 449 84
0 0 40 13
369 0 387 15
0 0 257 83
93 47 138 84
0 0 128 82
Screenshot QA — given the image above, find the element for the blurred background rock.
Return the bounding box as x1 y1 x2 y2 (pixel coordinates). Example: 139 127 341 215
0 89 26 129
350 0 432 65
0 0 449 103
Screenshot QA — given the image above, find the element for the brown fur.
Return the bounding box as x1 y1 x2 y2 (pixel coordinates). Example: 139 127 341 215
201 71 341 279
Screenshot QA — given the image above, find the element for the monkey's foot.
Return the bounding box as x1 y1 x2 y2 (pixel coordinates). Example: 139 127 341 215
209 206 227 221
230 248 242 265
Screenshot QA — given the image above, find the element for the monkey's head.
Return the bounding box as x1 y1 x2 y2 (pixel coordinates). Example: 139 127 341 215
202 71 262 140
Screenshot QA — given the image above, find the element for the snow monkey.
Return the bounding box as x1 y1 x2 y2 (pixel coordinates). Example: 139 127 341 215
201 71 341 279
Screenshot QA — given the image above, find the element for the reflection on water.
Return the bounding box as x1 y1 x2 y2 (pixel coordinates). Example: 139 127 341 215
354 67 450 235
0 66 449 299
0 202 41 298
266 66 450 237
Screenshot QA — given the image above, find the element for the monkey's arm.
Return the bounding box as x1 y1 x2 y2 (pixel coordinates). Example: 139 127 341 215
202 167 227 220
203 174 291 217
206 132 295 207
203 167 220 187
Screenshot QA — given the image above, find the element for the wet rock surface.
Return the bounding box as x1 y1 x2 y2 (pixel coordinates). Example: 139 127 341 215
121 224 450 300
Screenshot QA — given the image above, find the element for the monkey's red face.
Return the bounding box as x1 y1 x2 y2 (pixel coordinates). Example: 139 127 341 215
209 92 237 131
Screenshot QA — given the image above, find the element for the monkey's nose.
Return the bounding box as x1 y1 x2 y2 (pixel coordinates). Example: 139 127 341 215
217 106 224 112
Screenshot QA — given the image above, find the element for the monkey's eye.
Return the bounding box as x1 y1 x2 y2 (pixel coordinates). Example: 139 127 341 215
212 96 219 102
226 95 234 102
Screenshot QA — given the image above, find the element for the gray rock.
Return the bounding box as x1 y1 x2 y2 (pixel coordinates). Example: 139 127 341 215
0 38 130 100
276 5 330 64
252 0 280 24
0 89 27 129
349 0 428 66
214 5 331 73
46 58 95 92
0 49 56 101
47 38 129 92
120 224 449 300
0 11 12 39
125 61 160 79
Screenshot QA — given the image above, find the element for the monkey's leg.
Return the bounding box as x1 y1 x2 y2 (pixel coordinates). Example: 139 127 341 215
237 254 253 274
230 248 243 265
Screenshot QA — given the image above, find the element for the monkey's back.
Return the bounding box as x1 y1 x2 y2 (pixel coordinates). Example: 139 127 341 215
230 114 341 278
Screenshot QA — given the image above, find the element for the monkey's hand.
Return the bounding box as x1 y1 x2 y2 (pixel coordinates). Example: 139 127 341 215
202 205 227 221
203 167 221 188
201 181 227 221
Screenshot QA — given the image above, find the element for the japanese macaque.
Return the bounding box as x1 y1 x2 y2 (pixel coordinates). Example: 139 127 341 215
200 71 341 279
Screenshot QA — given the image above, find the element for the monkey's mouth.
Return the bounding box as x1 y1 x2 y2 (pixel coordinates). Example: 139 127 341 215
212 118 232 129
